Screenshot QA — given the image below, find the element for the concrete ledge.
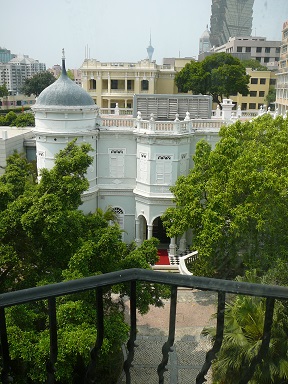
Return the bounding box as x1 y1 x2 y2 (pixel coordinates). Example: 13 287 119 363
152 265 179 272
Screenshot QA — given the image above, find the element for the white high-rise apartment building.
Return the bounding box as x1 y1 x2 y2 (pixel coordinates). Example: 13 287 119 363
0 55 46 94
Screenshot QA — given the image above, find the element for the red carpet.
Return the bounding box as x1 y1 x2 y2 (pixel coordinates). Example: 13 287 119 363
155 249 170 265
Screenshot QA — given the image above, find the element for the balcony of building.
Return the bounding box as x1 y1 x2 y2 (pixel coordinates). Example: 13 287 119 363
1 267 287 383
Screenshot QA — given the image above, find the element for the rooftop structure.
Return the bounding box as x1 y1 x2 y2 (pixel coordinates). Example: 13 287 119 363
35 53 93 108
210 0 255 47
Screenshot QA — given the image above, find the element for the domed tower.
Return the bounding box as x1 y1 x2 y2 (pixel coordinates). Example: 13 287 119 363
199 25 211 54
32 50 100 213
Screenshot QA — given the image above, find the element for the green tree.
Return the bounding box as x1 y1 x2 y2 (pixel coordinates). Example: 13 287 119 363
175 53 250 107
67 69 75 80
203 269 288 383
14 112 35 127
0 83 9 109
21 71 56 97
265 86 276 107
162 114 288 278
4 111 17 125
0 83 9 98
241 58 268 71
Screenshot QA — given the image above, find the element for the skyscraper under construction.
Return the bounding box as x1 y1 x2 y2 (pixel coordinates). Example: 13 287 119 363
210 0 254 47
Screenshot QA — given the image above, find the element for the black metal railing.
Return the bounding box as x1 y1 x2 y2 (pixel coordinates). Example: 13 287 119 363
1 268 288 383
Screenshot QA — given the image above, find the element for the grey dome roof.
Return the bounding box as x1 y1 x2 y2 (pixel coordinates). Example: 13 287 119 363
35 57 95 108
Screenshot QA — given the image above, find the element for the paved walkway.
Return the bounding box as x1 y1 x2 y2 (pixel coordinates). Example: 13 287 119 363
119 289 217 384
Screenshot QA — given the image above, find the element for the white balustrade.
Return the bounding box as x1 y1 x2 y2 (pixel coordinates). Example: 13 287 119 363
178 251 198 275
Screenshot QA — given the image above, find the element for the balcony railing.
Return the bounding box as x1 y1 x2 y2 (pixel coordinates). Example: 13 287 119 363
1 268 288 383
100 107 133 116
135 118 224 134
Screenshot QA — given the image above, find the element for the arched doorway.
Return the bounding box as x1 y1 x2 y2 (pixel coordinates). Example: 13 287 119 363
136 214 147 245
152 217 169 245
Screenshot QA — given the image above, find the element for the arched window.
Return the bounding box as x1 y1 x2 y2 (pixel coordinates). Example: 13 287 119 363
112 207 124 231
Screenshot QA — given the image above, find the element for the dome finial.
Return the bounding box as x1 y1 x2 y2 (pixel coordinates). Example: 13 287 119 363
61 48 67 76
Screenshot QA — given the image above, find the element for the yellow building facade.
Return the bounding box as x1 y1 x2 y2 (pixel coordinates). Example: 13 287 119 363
80 58 191 109
233 68 276 111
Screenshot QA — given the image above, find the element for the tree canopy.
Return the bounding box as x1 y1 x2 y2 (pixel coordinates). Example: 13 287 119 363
0 83 9 98
175 53 250 107
0 140 168 382
20 71 56 97
241 58 268 71
203 265 288 383
265 86 276 107
162 114 288 278
0 110 35 127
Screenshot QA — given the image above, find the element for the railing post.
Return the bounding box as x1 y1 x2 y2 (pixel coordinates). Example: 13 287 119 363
85 287 104 383
239 297 275 384
0 307 13 384
46 297 58 384
157 285 178 383
123 280 137 384
196 291 226 384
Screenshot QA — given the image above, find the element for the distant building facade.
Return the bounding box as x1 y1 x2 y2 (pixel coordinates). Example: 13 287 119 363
0 55 46 94
0 94 36 110
49 64 62 78
49 65 82 86
210 0 254 47
0 47 15 64
210 36 281 70
276 20 288 114
232 68 276 110
80 58 191 109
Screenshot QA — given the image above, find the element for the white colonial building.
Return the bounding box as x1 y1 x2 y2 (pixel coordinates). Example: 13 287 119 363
1 53 237 257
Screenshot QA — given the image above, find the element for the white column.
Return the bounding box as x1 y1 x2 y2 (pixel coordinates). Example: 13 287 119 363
169 237 177 257
221 99 235 120
147 224 153 240
108 76 111 94
135 218 141 247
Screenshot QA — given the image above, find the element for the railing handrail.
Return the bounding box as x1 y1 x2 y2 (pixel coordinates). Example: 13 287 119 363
2 268 288 309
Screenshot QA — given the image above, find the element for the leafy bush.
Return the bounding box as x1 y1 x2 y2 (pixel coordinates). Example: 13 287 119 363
14 113 35 127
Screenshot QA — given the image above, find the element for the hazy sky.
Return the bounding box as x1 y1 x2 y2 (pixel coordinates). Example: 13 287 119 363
1 0 287 69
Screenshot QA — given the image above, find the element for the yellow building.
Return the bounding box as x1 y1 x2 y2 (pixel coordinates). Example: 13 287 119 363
80 58 192 109
233 68 276 111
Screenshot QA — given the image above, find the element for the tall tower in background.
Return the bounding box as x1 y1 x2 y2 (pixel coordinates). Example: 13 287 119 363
210 0 254 47
199 25 211 54
147 33 154 61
